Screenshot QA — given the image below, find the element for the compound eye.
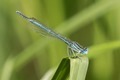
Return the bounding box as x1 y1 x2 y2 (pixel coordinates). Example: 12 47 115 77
81 48 88 54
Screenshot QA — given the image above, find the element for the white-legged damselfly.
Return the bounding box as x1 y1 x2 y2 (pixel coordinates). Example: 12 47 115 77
16 11 88 58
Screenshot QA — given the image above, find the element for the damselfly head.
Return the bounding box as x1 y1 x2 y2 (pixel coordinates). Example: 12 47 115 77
80 47 88 55
69 41 88 55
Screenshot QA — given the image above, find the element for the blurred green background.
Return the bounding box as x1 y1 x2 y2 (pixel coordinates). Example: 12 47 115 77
0 0 120 80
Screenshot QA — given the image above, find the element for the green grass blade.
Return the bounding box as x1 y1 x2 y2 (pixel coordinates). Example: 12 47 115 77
70 56 89 80
88 40 120 58
1 57 14 80
52 58 70 80
56 0 118 34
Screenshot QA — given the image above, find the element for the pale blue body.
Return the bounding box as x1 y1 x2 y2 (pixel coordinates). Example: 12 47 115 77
16 11 88 57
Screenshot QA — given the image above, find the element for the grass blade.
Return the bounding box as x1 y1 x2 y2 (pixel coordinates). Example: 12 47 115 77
70 56 89 80
52 58 70 80
89 40 120 58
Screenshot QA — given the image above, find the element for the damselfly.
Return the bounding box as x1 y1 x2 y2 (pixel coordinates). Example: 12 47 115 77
16 11 88 58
